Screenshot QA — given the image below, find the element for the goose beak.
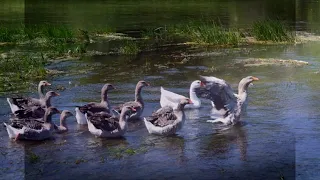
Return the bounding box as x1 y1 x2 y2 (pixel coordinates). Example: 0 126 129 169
200 81 205 87
131 107 137 112
252 77 259 81
46 82 51 86
188 99 193 104
55 93 60 96
146 83 150 86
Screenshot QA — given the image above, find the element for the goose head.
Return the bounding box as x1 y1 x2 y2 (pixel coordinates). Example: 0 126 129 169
60 110 74 125
61 110 74 119
121 106 137 117
238 76 259 93
45 91 60 98
39 80 51 87
177 98 193 110
47 107 61 115
137 80 150 88
102 83 115 92
190 80 205 90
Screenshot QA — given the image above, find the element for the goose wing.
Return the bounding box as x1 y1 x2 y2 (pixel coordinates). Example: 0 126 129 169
10 118 45 130
113 101 141 114
145 106 177 127
198 75 237 113
11 97 41 109
13 106 45 119
160 87 187 108
77 102 109 114
86 112 119 131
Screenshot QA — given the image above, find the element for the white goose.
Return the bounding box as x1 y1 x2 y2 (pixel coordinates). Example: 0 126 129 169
144 98 192 136
198 75 259 125
160 80 204 109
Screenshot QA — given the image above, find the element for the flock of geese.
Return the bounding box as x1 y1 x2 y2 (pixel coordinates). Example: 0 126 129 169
4 75 259 141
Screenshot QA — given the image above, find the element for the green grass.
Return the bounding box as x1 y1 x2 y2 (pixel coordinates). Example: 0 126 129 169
252 20 294 42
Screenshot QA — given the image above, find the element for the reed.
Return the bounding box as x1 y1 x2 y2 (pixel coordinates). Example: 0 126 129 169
252 20 294 42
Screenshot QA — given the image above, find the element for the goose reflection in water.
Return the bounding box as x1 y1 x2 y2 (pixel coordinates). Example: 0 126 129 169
140 135 187 165
201 123 247 161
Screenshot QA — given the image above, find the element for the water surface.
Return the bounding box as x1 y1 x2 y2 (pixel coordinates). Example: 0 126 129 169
1 1 320 180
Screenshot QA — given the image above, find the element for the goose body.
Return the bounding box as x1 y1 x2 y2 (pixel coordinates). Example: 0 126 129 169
85 106 136 138
160 80 204 109
114 81 149 121
12 91 60 119
7 81 51 113
144 98 192 136
75 84 115 125
4 107 60 141
198 76 259 125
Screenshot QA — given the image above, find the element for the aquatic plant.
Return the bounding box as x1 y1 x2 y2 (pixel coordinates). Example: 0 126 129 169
0 26 24 42
0 55 47 93
142 26 185 45
92 26 115 35
118 40 141 55
182 21 241 45
142 22 241 46
75 158 86 164
24 24 75 42
252 20 294 42
27 151 40 164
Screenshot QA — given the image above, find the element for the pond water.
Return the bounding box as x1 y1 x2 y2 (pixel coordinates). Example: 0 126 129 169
1 1 320 180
